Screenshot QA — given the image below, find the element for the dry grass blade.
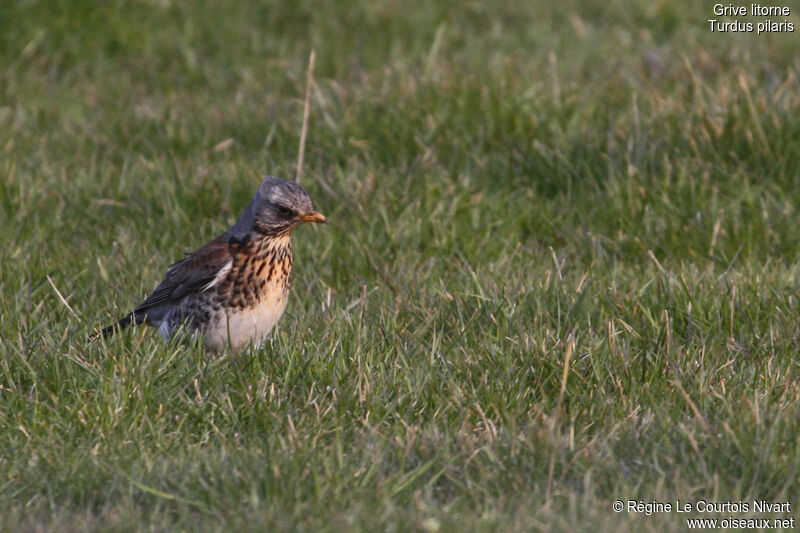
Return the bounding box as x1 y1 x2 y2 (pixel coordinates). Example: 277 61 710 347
47 274 77 318
296 49 316 183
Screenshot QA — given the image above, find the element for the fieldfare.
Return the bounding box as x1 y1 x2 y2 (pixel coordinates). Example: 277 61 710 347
95 176 327 351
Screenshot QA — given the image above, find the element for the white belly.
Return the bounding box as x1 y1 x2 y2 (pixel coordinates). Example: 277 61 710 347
202 294 288 352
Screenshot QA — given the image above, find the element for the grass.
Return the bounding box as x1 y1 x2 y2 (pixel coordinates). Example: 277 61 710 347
2 0 800 530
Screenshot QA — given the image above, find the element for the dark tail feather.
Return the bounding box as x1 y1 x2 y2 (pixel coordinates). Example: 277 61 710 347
88 313 141 343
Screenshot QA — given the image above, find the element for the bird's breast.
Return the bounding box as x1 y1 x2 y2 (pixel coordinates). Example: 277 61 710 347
203 236 293 351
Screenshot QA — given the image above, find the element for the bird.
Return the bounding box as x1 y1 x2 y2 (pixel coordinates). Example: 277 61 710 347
93 176 327 352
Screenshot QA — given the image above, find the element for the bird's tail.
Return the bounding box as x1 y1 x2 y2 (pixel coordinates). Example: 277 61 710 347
88 313 141 342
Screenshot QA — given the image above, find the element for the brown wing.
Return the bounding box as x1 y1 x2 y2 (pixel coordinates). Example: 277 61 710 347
133 235 233 315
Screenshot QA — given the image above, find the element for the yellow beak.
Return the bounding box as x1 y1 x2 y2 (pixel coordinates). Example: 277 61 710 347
299 211 327 224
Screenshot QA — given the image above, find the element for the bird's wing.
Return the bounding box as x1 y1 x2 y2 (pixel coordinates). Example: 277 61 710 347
133 235 233 314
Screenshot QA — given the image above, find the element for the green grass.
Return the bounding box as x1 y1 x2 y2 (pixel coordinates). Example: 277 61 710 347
2 0 800 530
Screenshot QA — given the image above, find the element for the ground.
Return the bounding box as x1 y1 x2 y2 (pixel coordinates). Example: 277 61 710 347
1 1 799 531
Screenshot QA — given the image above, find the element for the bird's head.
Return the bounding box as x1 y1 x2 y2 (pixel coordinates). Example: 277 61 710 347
233 176 326 237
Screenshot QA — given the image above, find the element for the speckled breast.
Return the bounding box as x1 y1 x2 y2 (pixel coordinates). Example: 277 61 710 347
185 235 293 351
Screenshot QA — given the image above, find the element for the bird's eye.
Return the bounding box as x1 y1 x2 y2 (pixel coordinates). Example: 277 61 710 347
276 205 294 217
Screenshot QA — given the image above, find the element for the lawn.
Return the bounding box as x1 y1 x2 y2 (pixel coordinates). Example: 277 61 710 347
2 0 800 531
